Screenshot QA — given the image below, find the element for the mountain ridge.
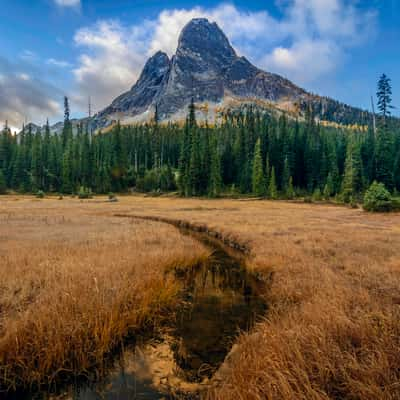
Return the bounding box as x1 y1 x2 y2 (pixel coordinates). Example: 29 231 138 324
94 18 315 128
22 18 378 134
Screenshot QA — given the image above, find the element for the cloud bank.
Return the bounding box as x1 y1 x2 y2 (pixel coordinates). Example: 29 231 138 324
4 1 376 127
0 57 62 130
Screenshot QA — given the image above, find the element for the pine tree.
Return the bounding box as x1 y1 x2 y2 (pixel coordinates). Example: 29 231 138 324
342 136 364 202
62 96 72 148
178 123 191 195
188 127 201 196
268 166 278 199
61 140 73 194
31 129 43 191
209 136 222 197
286 176 295 199
323 173 334 199
377 74 394 127
282 157 291 194
376 128 395 191
265 153 271 189
252 138 266 196
188 98 196 128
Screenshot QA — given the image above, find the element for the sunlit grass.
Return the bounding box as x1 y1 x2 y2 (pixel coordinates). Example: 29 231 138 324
1 195 400 398
0 197 208 392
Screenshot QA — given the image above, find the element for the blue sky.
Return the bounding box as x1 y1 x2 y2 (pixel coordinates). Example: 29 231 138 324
0 0 399 130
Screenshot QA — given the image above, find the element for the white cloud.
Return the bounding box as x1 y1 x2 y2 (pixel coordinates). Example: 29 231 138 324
54 0 80 8
0 57 63 129
72 1 375 112
46 58 72 68
148 4 280 57
73 19 153 112
262 40 340 84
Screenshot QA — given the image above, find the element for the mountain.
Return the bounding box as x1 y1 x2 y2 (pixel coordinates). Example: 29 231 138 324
91 18 372 129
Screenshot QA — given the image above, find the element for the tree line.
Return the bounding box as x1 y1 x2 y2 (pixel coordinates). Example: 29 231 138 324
0 74 399 200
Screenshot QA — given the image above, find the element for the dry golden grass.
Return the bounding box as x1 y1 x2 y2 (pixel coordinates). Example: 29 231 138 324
80 195 400 400
1 195 400 399
0 196 208 392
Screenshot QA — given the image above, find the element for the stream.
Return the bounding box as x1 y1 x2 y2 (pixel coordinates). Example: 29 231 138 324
26 230 267 400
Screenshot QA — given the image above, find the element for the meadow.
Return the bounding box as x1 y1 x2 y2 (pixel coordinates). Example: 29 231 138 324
0 195 400 399
0 196 208 392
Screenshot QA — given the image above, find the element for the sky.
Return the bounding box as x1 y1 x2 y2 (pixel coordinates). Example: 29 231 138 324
0 0 399 132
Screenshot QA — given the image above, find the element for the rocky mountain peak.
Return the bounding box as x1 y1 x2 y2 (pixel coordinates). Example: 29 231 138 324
94 17 364 128
176 18 236 71
132 50 170 91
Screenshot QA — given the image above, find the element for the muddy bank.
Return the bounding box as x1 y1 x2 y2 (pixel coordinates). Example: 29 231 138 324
114 214 251 254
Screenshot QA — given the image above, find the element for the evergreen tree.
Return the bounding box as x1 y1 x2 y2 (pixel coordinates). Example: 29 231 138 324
323 173 334 199
188 98 196 128
282 157 291 194
342 136 364 202
377 74 394 126
376 128 395 191
209 136 222 197
188 127 201 195
265 153 271 189
252 138 266 196
268 166 278 199
286 176 295 199
62 96 72 148
61 140 73 194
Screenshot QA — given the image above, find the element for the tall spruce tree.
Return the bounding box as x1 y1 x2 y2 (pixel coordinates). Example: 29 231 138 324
252 138 266 196
342 136 364 202
268 166 278 199
62 96 72 148
377 74 394 127
209 136 222 197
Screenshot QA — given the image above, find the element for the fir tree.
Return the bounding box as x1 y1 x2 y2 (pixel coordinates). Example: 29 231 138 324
323 173 334 199
286 176 295 199
209 136 222 197
252 138 266 196
61 140 73 194
376 128 395 191
377 74 394 126
62 96 72 148
342 136 364 202
282 157 291 194
268 166 278 199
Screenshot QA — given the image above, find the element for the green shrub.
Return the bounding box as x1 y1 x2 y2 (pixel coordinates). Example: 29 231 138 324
363 181 393 212
78 186 93 199
36 190 45 199
312 188 322 202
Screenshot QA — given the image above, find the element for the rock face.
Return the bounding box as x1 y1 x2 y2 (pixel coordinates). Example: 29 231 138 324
94 18 367 126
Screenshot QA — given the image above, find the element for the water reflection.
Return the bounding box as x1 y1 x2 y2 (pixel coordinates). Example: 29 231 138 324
24 233 266 400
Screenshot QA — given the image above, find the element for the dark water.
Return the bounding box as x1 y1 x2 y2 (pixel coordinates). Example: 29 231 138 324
22 233 267 400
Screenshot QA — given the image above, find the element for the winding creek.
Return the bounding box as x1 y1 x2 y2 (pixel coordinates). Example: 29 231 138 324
23 222 267 399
